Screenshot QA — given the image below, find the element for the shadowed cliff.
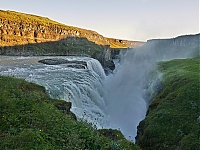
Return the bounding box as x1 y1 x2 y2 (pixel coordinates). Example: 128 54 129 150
0 36 116 73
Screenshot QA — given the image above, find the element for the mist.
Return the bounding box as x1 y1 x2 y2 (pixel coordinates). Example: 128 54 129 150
104 34 199 141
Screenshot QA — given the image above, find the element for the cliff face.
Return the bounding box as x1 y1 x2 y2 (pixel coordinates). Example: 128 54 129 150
141 34 200 59
147 34 199 48
0 16 106 46
0 10 144 48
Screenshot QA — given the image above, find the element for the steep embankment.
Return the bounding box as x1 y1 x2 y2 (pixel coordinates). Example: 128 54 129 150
136 58 200 149
0 10 144 48
0 75 140 150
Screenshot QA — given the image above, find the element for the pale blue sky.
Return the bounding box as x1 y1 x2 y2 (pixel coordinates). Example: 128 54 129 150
0 0 199 41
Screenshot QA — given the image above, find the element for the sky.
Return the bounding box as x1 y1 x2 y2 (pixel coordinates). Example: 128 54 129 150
0 0 199 41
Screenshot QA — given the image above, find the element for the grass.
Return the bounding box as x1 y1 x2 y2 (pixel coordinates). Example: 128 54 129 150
136 58 200 149
0 75 140 149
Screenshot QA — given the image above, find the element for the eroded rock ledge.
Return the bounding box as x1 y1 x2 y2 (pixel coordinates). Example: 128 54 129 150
38 58 88 69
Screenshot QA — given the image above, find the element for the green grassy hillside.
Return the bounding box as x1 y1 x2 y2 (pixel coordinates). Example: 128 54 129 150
0 75 140 150
136 58 200 149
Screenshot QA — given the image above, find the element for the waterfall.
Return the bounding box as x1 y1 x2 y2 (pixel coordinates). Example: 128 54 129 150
104 36 198 141
0 56 110 128
0 34 198 142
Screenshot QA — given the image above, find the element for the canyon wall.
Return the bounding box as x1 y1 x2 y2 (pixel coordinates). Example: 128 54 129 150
0 10 144 48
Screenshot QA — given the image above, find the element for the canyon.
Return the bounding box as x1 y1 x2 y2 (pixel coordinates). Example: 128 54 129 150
0 9 199 149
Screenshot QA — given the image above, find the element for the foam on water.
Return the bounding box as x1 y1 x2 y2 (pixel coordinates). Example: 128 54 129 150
0 56 109 128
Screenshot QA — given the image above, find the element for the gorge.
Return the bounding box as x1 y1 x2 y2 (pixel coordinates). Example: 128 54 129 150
0 10 199 149
0 34 199 142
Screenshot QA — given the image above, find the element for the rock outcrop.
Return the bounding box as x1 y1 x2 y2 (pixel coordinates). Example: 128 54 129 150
38 58 88 69
146 34 200 58
52 99 77 120
0 10 144 48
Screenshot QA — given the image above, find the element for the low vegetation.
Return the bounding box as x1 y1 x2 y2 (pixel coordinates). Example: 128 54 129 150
0 37 104 58
0 54 199 150
0 75 140 149
136 58 200 149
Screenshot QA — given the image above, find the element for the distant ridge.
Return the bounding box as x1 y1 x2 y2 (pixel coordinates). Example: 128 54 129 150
0 10 144 48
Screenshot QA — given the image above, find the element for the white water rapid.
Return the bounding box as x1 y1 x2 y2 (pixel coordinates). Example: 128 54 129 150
0 56 109 128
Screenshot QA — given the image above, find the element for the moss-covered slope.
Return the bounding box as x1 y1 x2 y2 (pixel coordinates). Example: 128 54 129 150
0 75 140 150
136 58 200 149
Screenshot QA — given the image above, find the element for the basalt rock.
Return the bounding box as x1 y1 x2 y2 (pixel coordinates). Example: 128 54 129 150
51 99 77 120
38 58 87 69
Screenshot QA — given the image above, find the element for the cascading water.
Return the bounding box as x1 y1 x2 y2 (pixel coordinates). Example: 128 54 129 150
0 56 109 128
